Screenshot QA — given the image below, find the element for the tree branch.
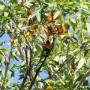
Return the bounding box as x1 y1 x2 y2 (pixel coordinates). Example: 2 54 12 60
28 55 48 90
28 47 32 80
28 37 55 90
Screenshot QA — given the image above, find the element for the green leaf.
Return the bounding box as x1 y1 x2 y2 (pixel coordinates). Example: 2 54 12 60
11 55 19 61
11 0 17 3
0 48 7 53
12 64 21 69
0 55 3 62
36 10 41 22
76 58 86 71
0 31 4 38
86 58 90 68
0 4 5 11
19 75 24 80
10 69 15 77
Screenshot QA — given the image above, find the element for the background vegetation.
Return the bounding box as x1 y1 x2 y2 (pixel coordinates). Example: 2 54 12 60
0 0 90 90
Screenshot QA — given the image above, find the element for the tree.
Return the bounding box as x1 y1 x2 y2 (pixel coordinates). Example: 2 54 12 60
0 0 90 90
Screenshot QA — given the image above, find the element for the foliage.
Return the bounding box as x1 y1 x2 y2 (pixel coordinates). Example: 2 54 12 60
0 0 90 90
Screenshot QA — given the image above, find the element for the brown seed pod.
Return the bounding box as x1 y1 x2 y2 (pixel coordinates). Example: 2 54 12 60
45 26 56 36
27 8 32 16
58 25 66 34
32 24 38 30
47 12 53 23
46 85 54 90
44 40 52 51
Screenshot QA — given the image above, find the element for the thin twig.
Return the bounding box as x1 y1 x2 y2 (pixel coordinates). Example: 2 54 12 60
28 47 32 80
19 46 29 90
25 46 28 67
18 45 25 61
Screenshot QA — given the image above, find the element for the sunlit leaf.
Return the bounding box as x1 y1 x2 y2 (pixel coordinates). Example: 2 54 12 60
76 58 86 71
